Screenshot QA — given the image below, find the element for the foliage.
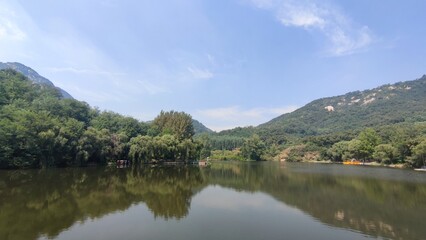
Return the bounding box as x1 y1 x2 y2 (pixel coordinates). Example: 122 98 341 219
282 144 322 162
194 134 245 151
241 134 266 161
152 110 195 140
210 149 244 161
196 133 212 159
259 75 426 138
192 119 213 135
91 111 148 138
218 75 426 147
128 134 201 163
372 144 398 164
0 70 202 169
410 139 426 167
356 128 381 160
327 141 351 162
316 124 426 166
2 68 426 168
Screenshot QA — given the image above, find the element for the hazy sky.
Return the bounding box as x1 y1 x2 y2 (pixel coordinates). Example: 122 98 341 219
1 0 425 131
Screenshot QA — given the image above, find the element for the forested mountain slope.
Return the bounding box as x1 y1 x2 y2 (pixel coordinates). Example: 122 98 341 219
193 119 213 134
0 62 73 99
260 75 426 136
0 69 208 168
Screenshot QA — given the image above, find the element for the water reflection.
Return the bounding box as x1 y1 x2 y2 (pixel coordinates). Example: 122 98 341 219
0 162 425 240
205 162 426 240
0 166 205 240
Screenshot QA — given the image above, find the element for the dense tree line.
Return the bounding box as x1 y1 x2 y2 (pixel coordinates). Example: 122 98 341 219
280 124 426 167
0 70 201 169
2 69 425 168
323 125 426 166
204 122 426 166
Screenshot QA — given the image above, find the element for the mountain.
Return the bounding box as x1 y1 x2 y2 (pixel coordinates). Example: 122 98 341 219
258 75 426 136
193 119 213 134
0 62 73 99
215 75 426 143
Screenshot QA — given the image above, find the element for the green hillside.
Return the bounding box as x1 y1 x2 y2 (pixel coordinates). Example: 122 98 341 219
0 69 201 169
259 75 426 136
0 62 73 99
204 75 426 166
193 119 213 135
216 74 426 144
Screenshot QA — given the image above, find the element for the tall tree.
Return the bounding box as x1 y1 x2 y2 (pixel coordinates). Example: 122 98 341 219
411 139 426 167
241 134 266 161
152 110 194 140
357 128 381 161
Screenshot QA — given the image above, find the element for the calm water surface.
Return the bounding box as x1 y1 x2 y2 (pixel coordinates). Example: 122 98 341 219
1 162 425 240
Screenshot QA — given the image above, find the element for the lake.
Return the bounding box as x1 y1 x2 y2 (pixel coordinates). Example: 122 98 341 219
1 162 425 240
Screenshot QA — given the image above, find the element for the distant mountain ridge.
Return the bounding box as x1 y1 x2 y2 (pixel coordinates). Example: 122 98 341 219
0 62 217 132
0 62 73 99
258 74 426 136
215 75 426 142
193 119 213 134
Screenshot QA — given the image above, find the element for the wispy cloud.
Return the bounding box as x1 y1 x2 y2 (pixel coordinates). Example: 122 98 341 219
278 2 326 28
0 4 26 41
187 66 214 79
206 54 216 65
137 80 169 95
47 67 125 77
249 0 374 56
196 105 298 131
61 85 122 103
0 19 26 40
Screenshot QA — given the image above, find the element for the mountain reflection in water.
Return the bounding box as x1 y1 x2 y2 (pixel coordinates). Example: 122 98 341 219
0 162 425 240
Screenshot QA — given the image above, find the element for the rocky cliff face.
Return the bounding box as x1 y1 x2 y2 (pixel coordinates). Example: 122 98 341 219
0 62 73 99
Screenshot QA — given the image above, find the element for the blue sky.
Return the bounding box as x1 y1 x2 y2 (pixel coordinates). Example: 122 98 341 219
1 0 425 131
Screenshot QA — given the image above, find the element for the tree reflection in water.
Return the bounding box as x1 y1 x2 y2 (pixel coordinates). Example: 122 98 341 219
0 162 425 240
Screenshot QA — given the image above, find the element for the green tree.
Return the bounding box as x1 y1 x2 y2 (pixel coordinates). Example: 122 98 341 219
411 139 426 167
373 144 398 164
152 110 194 140
357 128 381 161
129 135 154 163
154 134 179 160
197 133 212 159
91 111 148 138
347 139 363 160
241 134 266 161
328 141 351 162
77 127 113 165
54 118 86 166
178 139 200 161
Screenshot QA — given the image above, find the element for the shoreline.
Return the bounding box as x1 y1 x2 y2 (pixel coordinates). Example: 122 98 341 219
292 160 409 169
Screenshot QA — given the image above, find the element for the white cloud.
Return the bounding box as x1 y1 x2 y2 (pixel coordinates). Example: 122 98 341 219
206 54 215 65
0 19 26 40
0 4 26 41
187 66 214 79
249 0 374 56
327 26 373 56
47 67 124 77
196 105 298 131
137 80 169 95
278 2 326 28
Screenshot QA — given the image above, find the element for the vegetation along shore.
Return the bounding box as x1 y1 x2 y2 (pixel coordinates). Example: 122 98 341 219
0 65 426 169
